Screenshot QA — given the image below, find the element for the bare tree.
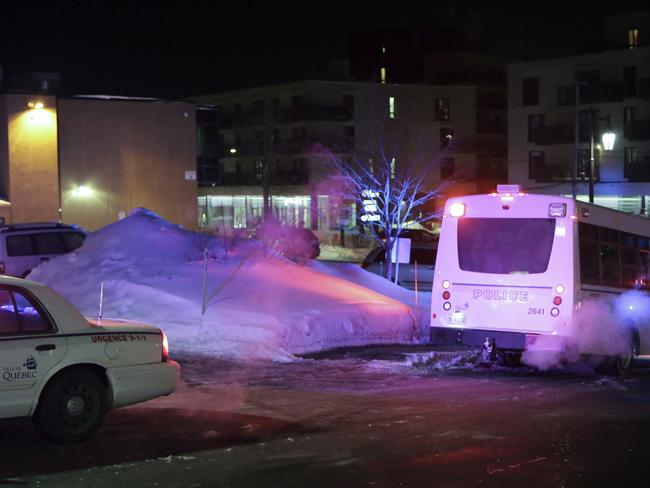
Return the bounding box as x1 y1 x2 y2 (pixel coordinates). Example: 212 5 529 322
317 141 450 282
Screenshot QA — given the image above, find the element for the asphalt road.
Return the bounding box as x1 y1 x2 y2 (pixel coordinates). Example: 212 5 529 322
1 348 650 487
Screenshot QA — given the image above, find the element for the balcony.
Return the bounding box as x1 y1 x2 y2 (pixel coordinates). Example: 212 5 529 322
221 172 261 186
625 120 650 141
276 137 353 155
532 124 586 145
277 105 353 123
557 81 624 105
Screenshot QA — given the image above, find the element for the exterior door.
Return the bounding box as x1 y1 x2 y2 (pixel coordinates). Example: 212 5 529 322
0 286 67 418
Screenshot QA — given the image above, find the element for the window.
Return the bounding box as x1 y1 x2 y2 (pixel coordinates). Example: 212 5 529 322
440 128 454 149
6 235 33 256
457 218 556 274
62 232 85 252
440 158 454 179
342 94 354 116
527 114 544 143
624 147 639 178
0 287 52 334
390 158 396 179
272 98 280 119
624 106 636 137
623 66 637 97
578 110 591 141
380 67 387 83
522 77 539 106
528 151 545 180
35 233 64 254
576 71 600 103
435 98 450 121
388 97 396 119
557 85 575 106
292 126 307 140
628 28 639 49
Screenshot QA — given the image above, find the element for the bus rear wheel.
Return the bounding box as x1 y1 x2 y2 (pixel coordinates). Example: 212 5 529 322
614 331 640 378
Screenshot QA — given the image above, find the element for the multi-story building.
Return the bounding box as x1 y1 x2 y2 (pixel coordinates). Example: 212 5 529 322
508 14 650 213
0 91 199 229
194 80 487 235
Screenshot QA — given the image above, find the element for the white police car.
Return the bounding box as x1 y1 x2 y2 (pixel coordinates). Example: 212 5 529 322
0 275 179 443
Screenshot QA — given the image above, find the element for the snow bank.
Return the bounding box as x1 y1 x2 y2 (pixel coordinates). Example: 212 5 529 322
28 209 417 361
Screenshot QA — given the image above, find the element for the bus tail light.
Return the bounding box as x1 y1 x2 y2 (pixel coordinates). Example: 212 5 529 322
449 203 465 217
442 280 450 289
443 302 451 311
161 331 169 362
550 307 560 317
442 291 450 300
553 296 562 305
555 284 565 294
549 203 567 217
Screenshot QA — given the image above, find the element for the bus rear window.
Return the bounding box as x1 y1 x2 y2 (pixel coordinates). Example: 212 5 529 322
457 218 555 274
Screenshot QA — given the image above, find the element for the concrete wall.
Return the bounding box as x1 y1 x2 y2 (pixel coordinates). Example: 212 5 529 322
0 94 59 223
58 98 198 230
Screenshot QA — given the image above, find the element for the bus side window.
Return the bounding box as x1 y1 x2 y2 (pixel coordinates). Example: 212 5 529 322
580 240 599 282
601 245 620 285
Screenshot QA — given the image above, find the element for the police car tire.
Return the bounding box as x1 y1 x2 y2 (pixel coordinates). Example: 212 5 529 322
33 368 107 444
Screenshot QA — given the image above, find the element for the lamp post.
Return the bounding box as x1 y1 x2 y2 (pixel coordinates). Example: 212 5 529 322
588 108 616 203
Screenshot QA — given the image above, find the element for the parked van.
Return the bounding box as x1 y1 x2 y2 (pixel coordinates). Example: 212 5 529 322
0 223 87 277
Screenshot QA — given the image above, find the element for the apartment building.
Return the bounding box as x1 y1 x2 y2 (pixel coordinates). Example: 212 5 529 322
195 80 488 234
508 14 650 213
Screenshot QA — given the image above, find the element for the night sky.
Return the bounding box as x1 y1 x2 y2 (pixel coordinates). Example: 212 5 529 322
0 0 648 98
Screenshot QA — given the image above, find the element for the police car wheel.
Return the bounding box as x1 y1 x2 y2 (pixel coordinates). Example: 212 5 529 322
34 369 107 444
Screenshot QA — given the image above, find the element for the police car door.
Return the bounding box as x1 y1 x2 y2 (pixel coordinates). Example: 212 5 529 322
0 286 67 418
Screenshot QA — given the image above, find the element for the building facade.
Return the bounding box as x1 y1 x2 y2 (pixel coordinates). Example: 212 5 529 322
195 80 486 235
508 16 650 213
0 93 199 230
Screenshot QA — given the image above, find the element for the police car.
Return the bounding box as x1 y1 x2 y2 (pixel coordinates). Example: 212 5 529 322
0 275 180 443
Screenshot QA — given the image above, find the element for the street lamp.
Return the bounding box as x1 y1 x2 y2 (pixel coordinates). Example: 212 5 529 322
588 109 616 203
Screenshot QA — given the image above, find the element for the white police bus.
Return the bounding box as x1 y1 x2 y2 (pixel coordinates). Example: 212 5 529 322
431 185 650 373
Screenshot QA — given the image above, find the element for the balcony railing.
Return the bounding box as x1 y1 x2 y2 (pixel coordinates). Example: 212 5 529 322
557 81 624 105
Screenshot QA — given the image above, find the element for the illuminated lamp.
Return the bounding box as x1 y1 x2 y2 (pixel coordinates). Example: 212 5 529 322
229 147 238 154
442 280 450 289
443 302 451 311
553 296 562 306
75 185 94 197
449 202 465 217
27 100 45 110
555 284 565 294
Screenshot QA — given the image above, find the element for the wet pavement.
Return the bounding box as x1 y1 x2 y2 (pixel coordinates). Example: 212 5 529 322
1 346 649 487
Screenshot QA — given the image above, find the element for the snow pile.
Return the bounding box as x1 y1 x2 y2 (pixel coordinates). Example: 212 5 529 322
28 209 418 361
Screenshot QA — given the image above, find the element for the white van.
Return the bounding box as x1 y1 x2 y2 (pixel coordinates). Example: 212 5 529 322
0 223 87 277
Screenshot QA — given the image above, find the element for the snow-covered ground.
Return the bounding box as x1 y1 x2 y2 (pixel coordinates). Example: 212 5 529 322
29 209 428 361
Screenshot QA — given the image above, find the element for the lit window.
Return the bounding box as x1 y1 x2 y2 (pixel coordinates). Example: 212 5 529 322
390 158 397 179
628 29 639 49
388 97 396 119
380 67 387 83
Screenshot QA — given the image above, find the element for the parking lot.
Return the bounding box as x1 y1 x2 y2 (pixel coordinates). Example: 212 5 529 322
2 347 650 487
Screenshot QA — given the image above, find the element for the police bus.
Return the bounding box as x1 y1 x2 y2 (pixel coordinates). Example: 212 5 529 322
430 185 650 373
